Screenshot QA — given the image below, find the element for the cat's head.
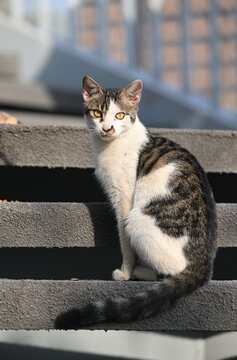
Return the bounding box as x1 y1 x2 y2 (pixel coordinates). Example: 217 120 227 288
82 76 142 140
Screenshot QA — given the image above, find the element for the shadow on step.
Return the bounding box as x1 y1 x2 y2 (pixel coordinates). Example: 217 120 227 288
0 247 236 281
0 342 135 360
0 166 236 203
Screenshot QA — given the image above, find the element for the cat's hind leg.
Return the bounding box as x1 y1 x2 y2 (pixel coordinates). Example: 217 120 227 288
125 208 188 276
131 265 158 281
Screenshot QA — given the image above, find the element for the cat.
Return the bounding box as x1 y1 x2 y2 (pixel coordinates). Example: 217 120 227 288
55 76 217 329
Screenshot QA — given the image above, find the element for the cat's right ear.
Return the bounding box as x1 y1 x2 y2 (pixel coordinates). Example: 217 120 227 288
82 76 102 102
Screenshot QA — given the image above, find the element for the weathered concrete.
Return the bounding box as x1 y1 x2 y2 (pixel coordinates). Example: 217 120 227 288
0 125 92 168
0 279 236 330
0 202 118 248
0 202 235 248
0 125 237 172
217 204 237 247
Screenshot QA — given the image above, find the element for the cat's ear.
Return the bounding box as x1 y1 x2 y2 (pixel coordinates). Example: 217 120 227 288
82 76 103 102
120 80 143 106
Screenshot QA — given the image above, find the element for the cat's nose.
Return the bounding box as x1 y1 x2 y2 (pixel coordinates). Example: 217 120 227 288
102 125 114 133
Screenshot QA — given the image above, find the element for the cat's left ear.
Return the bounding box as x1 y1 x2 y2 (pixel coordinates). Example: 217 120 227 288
120 80 143 106
82 76 103 102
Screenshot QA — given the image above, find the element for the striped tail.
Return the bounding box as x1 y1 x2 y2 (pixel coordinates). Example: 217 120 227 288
55 264 210 330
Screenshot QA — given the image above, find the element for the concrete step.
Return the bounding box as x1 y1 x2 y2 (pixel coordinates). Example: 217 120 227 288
0 122 236 332
0 202 236 248
0 125 237 172
0 279 236 331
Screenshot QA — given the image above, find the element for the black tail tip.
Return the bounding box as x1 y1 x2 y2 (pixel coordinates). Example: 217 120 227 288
55 309 84 330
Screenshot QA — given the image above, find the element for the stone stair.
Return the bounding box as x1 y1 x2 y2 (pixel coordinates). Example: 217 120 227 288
0 121 236 330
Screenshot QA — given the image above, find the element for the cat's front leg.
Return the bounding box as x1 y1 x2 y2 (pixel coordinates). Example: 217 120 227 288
112 221 136 281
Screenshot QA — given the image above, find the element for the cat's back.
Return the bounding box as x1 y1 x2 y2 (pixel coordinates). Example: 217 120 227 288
138 135 202 177
137 135 213 202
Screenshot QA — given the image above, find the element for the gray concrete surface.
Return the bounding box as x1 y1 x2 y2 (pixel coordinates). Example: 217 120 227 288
0 125 91 168
0 202 118 248
0 279 236 330
0 202 235 248
0 125 237 172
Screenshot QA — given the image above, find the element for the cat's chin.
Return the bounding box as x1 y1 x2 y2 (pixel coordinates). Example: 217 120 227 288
99 134 116 141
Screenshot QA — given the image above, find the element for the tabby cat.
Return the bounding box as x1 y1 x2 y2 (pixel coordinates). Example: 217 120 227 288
55 76 217 329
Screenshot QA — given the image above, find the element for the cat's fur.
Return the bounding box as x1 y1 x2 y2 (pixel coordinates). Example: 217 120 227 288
55 76 217 329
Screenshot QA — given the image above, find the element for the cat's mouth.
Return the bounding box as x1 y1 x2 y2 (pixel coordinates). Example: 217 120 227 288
100 132 114 137
99 133 115 141
100 128 116 139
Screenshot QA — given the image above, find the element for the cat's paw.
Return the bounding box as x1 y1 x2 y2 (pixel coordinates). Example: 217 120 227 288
112 269 130 281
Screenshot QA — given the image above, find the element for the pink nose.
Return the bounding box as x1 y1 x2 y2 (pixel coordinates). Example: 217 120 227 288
102 125 113 133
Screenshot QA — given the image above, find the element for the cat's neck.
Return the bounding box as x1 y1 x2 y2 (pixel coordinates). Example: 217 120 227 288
89 116 148 157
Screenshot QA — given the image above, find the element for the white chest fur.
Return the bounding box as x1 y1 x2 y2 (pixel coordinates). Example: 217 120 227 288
91 119 148 216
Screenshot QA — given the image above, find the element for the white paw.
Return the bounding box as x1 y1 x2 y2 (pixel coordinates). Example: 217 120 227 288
112 269 130 281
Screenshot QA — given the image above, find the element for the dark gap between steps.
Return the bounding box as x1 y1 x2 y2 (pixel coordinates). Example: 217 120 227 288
0 167 106 202
0 248 235 281
0 248 121 280
0 166 236 203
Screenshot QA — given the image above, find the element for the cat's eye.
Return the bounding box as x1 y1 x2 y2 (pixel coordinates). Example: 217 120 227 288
93 110 102 118
115 112 125 120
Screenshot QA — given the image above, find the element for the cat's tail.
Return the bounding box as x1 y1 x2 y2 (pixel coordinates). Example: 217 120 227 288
55 263 210 329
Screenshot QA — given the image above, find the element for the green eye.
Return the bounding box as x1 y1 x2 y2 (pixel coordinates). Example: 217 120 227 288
93 110 102 118
115 112 125 120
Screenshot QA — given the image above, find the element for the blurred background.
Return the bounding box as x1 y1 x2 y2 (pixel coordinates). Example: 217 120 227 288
0 0 236 128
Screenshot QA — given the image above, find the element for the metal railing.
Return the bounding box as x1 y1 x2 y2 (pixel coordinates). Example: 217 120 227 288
0 0 237 114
